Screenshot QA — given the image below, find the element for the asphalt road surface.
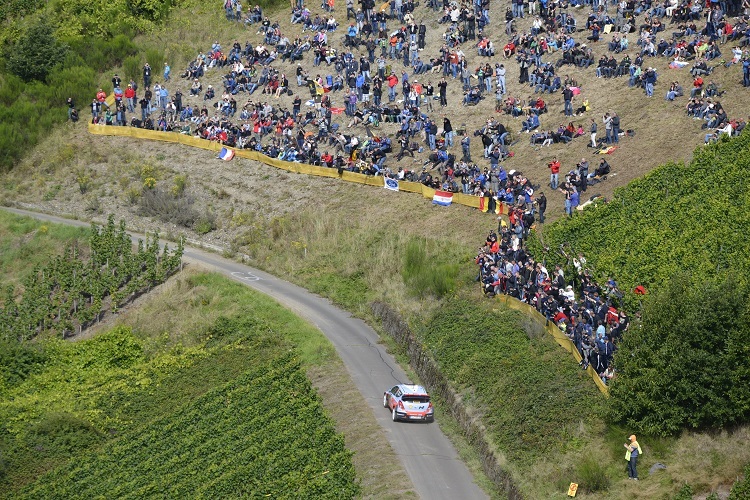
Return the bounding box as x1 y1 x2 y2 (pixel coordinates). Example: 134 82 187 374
4 207 488 500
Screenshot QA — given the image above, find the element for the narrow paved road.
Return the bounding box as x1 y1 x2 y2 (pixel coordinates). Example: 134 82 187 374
4 207 487 500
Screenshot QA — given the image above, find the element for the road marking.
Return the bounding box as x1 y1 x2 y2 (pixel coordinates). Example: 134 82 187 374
231 271 263 282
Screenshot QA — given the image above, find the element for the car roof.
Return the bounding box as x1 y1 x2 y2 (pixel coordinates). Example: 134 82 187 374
397 384 428 396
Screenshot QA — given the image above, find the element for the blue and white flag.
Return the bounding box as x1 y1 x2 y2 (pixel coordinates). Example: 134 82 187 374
217 147 235 161
384 177 399 192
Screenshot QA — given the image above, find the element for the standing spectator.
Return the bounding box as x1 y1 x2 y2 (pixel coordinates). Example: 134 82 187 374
496 63 506 94
603 112 613 144
643 67 656 97
112 73 122 89
590 118 598 148
139 95 149 122
91 98 101 120
113 84 124 106
143 63 152 88
461 133 471 161
438 78 448 106
563 86 573 117
624 435 642 480
536 192 547 223
548 157 560 189
427 119 437 150
443 116 454 147
164 62 171 82
125 84 136 112
159 85 169 110
612 112 620 143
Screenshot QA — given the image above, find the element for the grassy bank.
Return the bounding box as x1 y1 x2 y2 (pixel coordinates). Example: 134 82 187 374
0 211 89 288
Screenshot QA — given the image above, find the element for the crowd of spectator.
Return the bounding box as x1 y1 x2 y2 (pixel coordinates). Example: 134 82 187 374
476 218 628 384
83 0 750 207
79 0 750 383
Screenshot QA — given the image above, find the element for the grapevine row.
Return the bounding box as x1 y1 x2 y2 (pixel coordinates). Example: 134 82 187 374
21 352 359 499
0 215 183 340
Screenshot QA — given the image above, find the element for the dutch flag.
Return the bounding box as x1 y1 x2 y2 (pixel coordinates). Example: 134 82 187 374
432 190 453 207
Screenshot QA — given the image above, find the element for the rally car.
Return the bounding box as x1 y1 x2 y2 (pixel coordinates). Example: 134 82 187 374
383 384 434 422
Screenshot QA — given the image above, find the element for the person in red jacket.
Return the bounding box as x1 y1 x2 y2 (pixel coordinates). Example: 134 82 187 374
386 72 398 102
548 156 561 189
96 88 108 109
124 84 136 112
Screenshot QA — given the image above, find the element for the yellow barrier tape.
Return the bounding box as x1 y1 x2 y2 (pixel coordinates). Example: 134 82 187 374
87 123 511 214
495 294 609 395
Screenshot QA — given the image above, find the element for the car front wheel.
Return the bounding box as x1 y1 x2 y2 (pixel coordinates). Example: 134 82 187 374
383 394 388 408
392 408 398 422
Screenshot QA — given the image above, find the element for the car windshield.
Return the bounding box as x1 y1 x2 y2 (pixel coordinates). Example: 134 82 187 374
402 396 429 403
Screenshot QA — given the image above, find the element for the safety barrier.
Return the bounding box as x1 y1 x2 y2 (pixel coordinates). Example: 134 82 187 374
88 122 605 393
87 123 506 213
494 294 610 395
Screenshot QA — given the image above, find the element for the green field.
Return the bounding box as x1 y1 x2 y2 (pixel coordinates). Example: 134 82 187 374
0 214 359 498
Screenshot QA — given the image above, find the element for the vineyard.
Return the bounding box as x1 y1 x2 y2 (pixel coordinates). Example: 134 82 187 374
18 350 359 499
529 132 750 308
0 215 183 340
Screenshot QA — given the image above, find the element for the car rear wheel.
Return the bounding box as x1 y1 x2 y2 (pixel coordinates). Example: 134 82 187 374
383 394 388 408
392 408 398 422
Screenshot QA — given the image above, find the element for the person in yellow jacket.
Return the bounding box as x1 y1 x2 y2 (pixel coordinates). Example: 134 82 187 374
624 434 642 480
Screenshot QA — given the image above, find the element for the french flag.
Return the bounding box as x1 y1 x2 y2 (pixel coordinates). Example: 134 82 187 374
432 190 453 207
217 147 235 161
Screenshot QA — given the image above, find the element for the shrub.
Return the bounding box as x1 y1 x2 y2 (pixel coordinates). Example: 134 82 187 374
608 273 750 436
193 212 216 235
26 412 104 455
85 195 101 214
125 187 141 205
0 339 47 389
144 48 165 75
171 174 187 197
138 162 159 182
76 170 91 194
122 55 141 86
68 35 138 72
138 188 199 228
7 22 68 82
575 454 611 493
401 237 458 299
673 483 694 500
729 463 750 500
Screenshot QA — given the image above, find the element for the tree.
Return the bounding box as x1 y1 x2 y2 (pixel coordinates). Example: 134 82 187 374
608 272 750 436
7 22 68 82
